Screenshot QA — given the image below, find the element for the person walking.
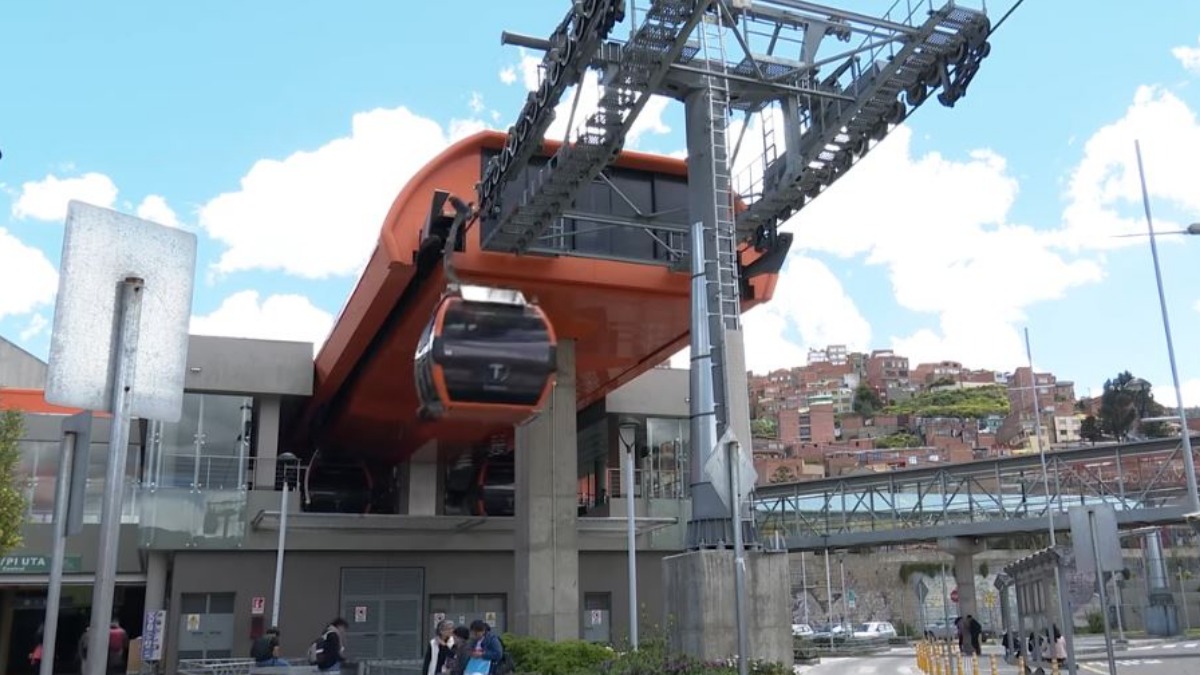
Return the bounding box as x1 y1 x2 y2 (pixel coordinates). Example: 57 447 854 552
423 620 458 675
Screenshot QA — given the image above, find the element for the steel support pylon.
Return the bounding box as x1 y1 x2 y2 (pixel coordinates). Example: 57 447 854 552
686 6 758 550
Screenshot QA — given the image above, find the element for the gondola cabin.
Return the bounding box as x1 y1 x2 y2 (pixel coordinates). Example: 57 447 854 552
414 287 558 424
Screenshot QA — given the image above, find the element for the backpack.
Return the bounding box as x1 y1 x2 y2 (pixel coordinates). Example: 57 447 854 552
306 631 329 666
494 636 515 675
251 636 274 661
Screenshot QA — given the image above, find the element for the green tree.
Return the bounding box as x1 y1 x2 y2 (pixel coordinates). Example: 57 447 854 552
751 417 778 439
884 384 1010 418
1099 372 1168 440
853 383 884 418
1080 415 1103 442
0 409 27 555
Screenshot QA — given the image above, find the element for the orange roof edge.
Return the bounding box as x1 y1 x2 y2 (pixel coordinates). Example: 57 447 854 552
0 388 112 418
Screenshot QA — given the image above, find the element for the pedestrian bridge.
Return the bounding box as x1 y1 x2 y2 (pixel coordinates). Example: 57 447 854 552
752 436 1200 550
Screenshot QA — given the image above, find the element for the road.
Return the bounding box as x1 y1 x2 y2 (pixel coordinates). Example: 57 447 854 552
795 641 1200 674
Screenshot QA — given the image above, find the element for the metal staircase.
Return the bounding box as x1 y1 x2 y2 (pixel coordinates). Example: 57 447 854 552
481 0 707 253
735 3 991 236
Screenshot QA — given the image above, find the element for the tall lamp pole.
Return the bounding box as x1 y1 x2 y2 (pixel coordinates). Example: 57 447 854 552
1133 140 1199 515
271 452 299 627
618 420 641 649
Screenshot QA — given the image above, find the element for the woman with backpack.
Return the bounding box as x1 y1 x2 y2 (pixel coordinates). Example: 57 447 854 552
308 618 348 672
422 620 458 675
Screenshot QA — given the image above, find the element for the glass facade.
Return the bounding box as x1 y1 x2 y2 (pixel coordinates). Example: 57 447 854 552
18 436 140 525
644 417 689 500
139 393 254 548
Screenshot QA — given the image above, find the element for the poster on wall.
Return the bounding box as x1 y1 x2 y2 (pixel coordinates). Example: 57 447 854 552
590 610 603 626
251 596 265 616
141 610 166 661
186 614 201 632
354 606 368 623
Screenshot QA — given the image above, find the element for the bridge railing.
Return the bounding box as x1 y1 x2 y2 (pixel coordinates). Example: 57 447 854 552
754 437 1200 542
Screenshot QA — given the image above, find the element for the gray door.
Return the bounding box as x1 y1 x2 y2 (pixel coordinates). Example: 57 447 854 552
340 568 424 660
176 593 236 659
582 593 611 644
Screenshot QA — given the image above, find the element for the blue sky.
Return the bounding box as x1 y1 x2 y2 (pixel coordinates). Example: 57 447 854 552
2 1 1200 406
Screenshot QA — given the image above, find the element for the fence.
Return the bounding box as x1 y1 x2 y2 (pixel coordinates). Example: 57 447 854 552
174 658 421 675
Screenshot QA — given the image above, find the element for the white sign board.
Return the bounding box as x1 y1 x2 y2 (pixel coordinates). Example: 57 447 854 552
141 610 166 661
590 610 603 626
703 428 757 510
186 614 201 632
251 596 265 616
45 201 197 422
354 606 368 623
484 611 497 625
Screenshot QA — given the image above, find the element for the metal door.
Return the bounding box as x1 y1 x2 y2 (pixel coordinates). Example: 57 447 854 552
340 568 424 660
176 593 235 659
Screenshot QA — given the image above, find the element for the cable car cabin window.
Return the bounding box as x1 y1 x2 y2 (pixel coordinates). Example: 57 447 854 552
415 317 440 412
433 301 555 407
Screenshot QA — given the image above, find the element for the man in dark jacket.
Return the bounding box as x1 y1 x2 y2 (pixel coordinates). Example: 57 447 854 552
252 627 287 667
966 615 983 656
316 618 349 672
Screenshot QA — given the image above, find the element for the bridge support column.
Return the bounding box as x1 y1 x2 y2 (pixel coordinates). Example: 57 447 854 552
514 339 579 640
940 537 986 624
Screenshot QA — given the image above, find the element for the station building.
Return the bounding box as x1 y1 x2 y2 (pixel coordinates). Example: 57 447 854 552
0 334 699 673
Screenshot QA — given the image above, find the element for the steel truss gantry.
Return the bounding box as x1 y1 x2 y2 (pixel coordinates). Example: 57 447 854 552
487 0 995 550
482 0 992 259
755 436 1200 550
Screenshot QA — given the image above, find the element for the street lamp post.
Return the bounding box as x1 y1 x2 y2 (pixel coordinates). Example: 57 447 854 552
271 452 299 627
1133 140 1199 515
618 420 641 649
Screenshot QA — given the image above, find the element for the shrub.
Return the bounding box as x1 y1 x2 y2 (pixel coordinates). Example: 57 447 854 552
1085 612 1104 634
501 633 612 675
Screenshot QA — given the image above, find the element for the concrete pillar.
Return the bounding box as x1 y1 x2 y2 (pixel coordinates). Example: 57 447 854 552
144 551 169 613
939 537 985 622
514 340 579 640
0 588 12 668
403 440 439 516
253 396 282 490
662 550 793 666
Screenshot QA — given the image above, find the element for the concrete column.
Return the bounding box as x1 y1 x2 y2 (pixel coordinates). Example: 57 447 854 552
514 340 579 640
144 551 169 613
0 589 12 668
939 537 985 623
253 396 282 490
404 440 439 516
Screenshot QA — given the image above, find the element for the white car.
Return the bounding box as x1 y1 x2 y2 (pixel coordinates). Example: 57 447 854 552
853 621 897 639
792 623 815 637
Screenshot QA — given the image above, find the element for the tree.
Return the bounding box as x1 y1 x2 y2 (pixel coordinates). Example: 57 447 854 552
853 384 884 418
1099 371 1168 440
751 417 778 439
0 409 26 556
1080 415 1103 443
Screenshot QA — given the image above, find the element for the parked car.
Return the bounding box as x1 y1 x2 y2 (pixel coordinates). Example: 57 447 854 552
792 623 815 637
853 622 898 639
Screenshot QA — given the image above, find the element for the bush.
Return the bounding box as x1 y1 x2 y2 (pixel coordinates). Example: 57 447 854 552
501 634 613 675
1085 612 1105 634
502 628 790 675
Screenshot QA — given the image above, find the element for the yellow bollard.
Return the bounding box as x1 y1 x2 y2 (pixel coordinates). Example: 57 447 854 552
989 654 999 675
1018 655 1026 675
958 655 966 675
1051 658 1060 675
972 653 980 675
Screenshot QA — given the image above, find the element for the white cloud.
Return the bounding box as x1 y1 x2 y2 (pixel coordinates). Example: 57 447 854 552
0 228 58 320
190 291 334 354
1056 86 1200 251
1182 379 1200 408
1173 37 1200 74
198 106 481 279
12 172 118 221
469 92 485 114
135 194 181 228
19 314 48 341
762 124 1103 371
667 255 871 374
499 66 518 85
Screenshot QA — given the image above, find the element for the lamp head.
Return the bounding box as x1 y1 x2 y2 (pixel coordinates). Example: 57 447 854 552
617 419 640 450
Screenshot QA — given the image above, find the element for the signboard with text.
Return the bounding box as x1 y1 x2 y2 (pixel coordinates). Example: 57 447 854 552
0 555 82 574
142 610 166 662
252 596 265 616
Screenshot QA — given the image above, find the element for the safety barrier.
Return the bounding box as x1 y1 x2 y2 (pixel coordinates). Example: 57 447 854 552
914 642 1002 675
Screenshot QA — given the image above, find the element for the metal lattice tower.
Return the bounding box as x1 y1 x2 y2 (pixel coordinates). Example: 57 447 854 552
487 0 996 550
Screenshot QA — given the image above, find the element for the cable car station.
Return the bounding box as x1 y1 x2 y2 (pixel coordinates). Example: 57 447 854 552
0 0 996 671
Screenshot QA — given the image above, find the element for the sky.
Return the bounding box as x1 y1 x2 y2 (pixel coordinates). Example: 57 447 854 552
2 1 1200 406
